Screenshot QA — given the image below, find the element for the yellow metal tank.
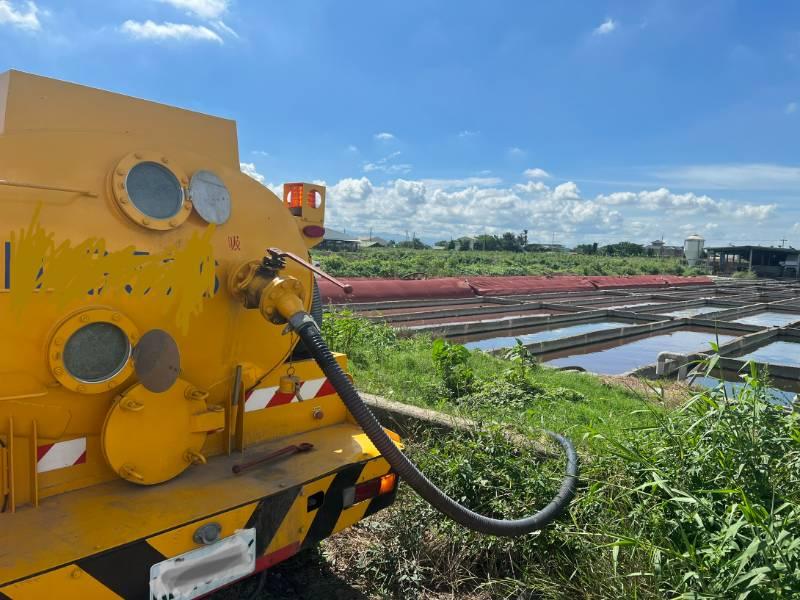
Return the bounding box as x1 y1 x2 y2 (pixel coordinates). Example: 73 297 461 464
0 71 398 599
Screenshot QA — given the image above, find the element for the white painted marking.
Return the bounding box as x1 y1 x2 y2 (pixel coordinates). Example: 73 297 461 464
37 438 87 473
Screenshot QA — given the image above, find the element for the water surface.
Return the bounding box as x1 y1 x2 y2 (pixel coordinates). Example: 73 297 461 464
691 375 797 406
731 312 800 327
737 341 800 368
462 321 628 351
545 330 736 375
658 306 725 318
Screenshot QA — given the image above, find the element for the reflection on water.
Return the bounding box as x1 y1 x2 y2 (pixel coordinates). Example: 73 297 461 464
658 306 725 318
545 330 736 375
461 321 628 351
731 312 800 327
691 375 797 407
737 341 800 367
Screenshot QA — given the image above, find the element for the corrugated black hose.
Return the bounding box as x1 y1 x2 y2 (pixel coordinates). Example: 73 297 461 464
289 312 579 537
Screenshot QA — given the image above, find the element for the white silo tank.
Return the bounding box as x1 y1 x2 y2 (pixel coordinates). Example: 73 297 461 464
684 234 705 266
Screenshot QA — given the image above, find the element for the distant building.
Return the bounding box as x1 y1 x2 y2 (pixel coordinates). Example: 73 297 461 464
646 239 684 258
358 236 391 248
318 228 360 251
526 243 567 252
706 245 799 277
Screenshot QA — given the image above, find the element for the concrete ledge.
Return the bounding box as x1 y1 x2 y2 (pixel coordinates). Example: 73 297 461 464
359 392 554 456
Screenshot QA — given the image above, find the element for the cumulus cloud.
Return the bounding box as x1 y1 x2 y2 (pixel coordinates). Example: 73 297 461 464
523 167 550 179
322 176 777 244
240 162 265 184
373 132 395 141
156 0 228 20
121 19 222 42
593 17 617 35
594 187 775 221
458 130 479 137
508 147 525 157
734 203 776 220
787 102 798 115
326 177 623 240
0 0 40 31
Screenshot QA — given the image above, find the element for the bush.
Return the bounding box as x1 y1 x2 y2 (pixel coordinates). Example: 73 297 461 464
733 270 759 280
328 358 800 599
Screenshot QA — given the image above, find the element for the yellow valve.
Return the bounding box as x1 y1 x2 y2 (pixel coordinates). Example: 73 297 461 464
258 276 306 324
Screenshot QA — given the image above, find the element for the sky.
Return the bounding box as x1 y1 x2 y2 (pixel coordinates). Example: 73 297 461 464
1 0 800 246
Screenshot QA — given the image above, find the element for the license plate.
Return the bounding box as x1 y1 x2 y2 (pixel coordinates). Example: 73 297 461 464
149 528 256 600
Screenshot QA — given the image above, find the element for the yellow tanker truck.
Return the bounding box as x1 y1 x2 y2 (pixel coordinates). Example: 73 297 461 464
0 71 577 599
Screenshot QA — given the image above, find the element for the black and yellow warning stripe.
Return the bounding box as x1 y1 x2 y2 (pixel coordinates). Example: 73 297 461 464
0 458 397 600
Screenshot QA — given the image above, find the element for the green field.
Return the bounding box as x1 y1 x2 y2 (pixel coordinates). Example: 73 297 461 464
314 249 701 279
310 312 800 599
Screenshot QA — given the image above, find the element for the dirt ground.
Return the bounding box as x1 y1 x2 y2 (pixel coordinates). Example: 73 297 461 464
213 544 370 600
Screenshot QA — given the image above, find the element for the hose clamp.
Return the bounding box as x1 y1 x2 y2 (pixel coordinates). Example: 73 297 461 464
287 312 319 333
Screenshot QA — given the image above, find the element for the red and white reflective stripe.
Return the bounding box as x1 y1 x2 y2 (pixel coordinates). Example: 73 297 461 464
244 377 336 413
37 438 87 473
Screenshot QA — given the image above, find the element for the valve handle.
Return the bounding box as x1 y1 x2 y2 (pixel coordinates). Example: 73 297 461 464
267 247 353 294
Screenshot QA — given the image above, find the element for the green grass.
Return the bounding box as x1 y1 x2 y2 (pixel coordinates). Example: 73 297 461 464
314 248 702 279
319 311 800 599
324 309 656 440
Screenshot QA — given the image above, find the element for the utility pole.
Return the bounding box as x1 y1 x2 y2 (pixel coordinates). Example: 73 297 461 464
780 237 787 248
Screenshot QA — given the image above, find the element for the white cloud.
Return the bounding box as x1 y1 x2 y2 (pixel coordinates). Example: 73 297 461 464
734 203 776 220
0 0 40 31
374 132 395 141
323 176 778 244
553 181 581 200
363 162 412 175
508 147 525 157
786 102 798 115
523 167 550 179
121 20 223 43
595 187 775 221
422 176 502 188
347 145 359 152
251 150 269 157
240 162 265 184
653 163 800 190
211 19 238 38
363 151 411 175
458 130 479 137
593 17 617 36
156 0 228 20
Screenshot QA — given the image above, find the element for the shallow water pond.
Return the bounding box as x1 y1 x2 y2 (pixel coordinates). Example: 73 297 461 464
544 330 736 375
460 321 629 351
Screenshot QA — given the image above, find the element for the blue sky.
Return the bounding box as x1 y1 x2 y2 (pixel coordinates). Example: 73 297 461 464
2 0 799 245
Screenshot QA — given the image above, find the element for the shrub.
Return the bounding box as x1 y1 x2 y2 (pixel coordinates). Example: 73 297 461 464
328 359 800 599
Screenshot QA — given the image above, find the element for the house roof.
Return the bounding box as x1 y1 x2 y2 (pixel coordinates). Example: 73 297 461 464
323 228 359 242
706 245 797 256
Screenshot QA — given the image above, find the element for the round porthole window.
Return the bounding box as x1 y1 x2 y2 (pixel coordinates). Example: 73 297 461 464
64 322 131 383
126 162 184 220
49 309 140 394
112 152 192 230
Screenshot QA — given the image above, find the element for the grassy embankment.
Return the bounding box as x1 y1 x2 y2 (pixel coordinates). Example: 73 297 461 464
313 311 800 599
315 249 703 279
